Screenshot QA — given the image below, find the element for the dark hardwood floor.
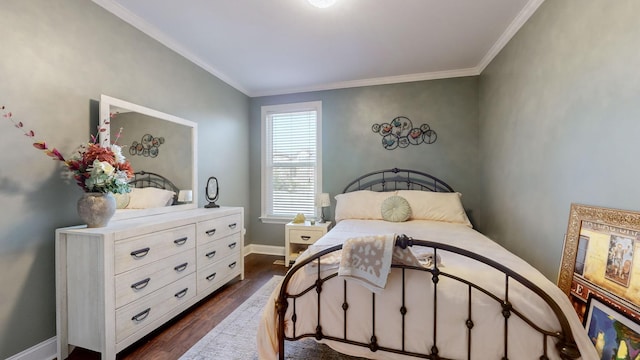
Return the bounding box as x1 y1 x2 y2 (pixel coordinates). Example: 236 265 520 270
66 254 287 360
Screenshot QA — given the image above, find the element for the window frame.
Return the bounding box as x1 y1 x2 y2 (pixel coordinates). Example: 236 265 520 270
260 101 323 224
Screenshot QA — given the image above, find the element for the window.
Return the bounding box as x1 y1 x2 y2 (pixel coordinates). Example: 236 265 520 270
261 101 322 223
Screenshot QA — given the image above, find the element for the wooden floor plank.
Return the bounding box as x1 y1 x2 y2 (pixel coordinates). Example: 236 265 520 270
66 254 286 360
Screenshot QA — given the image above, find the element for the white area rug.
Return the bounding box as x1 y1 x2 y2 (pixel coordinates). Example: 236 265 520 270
179 275 364 360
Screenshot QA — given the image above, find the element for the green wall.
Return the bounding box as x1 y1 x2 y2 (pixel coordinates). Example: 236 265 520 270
5 0 640 357
478 0 640 280
249 78 480 248
0 1 249 358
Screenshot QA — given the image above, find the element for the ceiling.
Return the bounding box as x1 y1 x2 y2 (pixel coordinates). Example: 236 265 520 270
93 0 543 97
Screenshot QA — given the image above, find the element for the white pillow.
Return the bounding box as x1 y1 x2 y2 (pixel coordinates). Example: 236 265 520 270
396 190 472 227
126 187 176 209
334 190 397 222
381 195 412 222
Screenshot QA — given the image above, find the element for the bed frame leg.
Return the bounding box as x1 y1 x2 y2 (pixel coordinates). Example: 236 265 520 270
557 340 580 360
276 297 288 360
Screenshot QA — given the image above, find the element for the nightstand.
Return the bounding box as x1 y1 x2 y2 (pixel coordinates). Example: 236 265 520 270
285 221 332 267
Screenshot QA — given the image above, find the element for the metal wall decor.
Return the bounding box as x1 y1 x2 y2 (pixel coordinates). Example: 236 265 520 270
371 116 437 150
129 133 165 157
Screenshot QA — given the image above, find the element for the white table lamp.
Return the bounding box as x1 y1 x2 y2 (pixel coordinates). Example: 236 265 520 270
317 193 330 223
178 189 193 203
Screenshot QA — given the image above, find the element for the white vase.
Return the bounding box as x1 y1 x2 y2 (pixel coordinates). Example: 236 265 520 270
77 192 116 228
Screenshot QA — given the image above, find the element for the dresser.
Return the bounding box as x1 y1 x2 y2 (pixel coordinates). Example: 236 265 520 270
284 221 331 267
55 207 244 360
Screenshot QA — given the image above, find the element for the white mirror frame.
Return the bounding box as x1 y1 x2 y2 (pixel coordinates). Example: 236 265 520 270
99 94 198 220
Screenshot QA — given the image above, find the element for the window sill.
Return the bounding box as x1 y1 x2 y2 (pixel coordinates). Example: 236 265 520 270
259 217 293 225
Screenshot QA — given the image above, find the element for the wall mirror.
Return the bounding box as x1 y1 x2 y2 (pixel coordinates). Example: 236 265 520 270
99 94 198 220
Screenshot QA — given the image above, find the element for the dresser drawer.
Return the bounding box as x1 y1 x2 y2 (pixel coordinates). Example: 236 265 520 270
115 273 196 343
197 253 241 292
114 249 196 309
197 213 242 244
197 233 241 270
114 225 196 274
289 229 324 244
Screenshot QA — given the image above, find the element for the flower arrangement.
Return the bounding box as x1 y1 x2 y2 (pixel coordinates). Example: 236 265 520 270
2 105 134 194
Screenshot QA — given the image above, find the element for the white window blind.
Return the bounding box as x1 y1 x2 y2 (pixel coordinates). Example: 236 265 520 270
262 102 322 222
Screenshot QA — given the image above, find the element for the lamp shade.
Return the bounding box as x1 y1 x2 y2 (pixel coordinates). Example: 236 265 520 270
317 193 331 207
178 190 193 202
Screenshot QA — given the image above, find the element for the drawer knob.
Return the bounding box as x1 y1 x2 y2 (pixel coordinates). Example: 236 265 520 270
228 261 237 269
300 236 311 241
228 223 237 229
130 247 150 259
205 229 216 236
131 308 151 322
173 237 188 246
174 263 189 272
130 277 151 291
205 250 217 259
228 242 237 249
206 272 217 281
174 288 189 298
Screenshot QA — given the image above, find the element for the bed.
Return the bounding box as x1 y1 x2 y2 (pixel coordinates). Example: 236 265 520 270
115 170 180 209
257 168 597 360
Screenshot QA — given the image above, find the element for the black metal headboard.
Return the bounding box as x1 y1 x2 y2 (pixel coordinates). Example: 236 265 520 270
342 168 454 193
129 171 180 205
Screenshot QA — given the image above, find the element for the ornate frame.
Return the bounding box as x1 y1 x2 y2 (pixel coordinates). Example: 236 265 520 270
558 203 640 322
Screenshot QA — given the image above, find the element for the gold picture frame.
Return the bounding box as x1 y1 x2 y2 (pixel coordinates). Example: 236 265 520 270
559 203 640 323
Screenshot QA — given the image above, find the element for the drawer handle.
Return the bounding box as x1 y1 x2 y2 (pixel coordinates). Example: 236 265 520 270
174 288 189 299
228 261 237 269
174 262 188 272
130 278 151 290
131 308 151 322
228 223 237 229
300 236 311 241
206 250 217 259
173 237 188 246
206 229 216 236
130 247 150 259
206 272 217 281
228 242 237 249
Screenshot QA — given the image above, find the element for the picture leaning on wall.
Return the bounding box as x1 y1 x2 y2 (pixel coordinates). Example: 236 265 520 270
558 203 640 324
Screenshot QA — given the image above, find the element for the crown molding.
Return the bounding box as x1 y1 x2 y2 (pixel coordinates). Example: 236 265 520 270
476 0 545 73
250 67 481 97
91 0 250 96
93 0 542 98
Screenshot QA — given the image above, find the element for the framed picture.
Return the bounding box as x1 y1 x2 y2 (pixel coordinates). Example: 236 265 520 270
583 295 640 359
558 204 640 322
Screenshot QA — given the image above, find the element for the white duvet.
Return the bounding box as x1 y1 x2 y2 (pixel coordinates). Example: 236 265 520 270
257 220 597 360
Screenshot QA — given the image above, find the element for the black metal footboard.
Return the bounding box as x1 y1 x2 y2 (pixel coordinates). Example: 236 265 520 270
275 234 581 360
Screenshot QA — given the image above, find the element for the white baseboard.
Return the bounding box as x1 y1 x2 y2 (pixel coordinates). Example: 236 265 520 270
6 337 56 360
243 243 284 256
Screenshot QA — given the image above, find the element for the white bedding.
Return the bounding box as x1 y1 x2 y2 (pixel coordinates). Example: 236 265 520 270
258 220 598 360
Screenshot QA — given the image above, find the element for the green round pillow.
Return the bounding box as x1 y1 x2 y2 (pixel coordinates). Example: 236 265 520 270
381 195 412 222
